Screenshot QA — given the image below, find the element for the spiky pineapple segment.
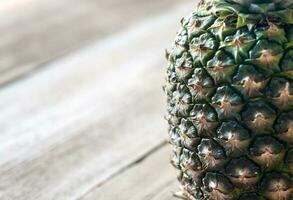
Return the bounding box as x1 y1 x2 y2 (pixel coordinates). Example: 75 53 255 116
165 0 293 199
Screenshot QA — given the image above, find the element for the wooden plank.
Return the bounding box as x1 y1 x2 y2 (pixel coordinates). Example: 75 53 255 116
0 0 188 85
151 181 180 200
81 145 179 200
0 3 193 200
0 89 165 200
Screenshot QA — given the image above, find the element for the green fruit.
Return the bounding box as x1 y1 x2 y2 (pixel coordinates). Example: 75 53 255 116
165 0 293 199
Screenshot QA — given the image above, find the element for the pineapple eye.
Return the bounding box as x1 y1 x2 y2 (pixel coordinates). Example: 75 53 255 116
202 172 234 199
264 77 293 110
260 172 292 200
254 22 287 44
249 136 285 169
274 110 293 145
208 17 237 41
185 14 216 38
211 85 243 119
217 120 250 156
187 68 214 101
248 40 283 74
198 139 225 169
174 52 194 81
189 104 218 136
189 33 218 66
225 157 261 188
220 29 256 63
232 64 267 99
206 50 236 84
241 100 276 133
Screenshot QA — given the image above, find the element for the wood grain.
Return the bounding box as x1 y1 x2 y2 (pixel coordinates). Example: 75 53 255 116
81 145 179 200
151 181 180 200
0 3 193 200
0 0 189 85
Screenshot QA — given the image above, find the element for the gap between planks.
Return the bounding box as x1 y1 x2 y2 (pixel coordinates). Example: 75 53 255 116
96 141 167 189
0 2 193 200
81 145 179 200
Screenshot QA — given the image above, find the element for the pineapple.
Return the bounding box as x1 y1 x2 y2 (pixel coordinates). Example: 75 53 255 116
165 0 293 199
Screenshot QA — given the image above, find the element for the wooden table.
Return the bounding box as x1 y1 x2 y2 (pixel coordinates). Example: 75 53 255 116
0 0 194 199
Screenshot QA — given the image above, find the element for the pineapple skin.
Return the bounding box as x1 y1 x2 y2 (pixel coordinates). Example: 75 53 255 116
165 1 293 200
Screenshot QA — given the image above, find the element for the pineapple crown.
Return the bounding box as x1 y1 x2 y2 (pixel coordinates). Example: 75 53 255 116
198 0 293 25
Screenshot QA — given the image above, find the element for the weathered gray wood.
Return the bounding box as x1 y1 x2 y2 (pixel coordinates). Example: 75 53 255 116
0 0 188 85
0 3 193 200
151 181 180 200
81 145 179 200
